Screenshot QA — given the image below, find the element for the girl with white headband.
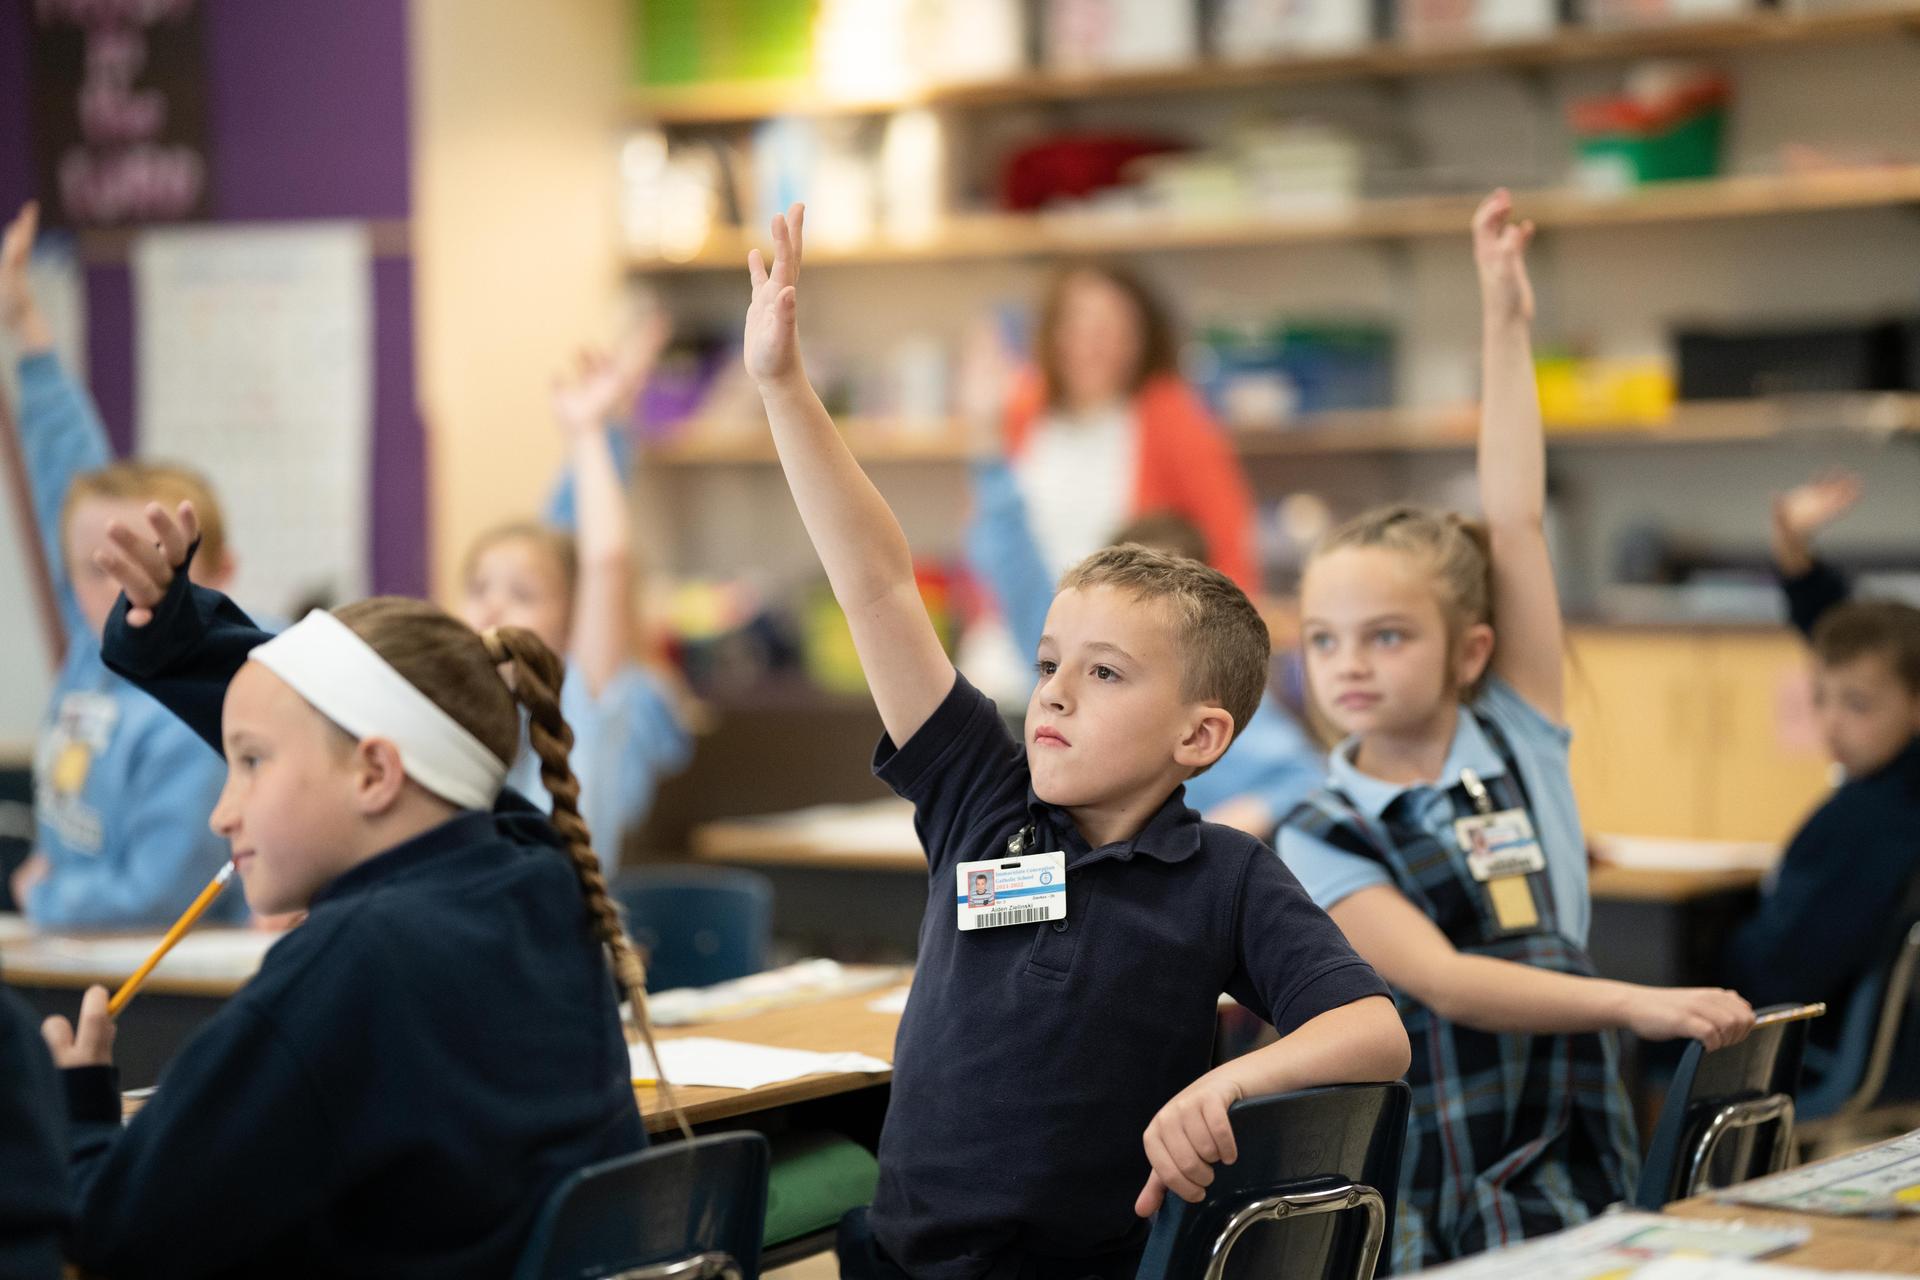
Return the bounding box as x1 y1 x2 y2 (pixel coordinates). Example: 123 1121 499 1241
40 500 675 1279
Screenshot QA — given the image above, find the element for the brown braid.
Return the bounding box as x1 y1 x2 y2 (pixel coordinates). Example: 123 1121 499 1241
482 625 694 1142
328 598 691 1140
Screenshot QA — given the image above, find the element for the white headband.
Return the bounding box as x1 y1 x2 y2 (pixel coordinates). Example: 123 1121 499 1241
250 610 508 810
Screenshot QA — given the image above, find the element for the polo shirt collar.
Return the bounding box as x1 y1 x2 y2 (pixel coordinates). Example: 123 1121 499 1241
1026 782 1204 866
1326 704 1510 821
311 810 499 907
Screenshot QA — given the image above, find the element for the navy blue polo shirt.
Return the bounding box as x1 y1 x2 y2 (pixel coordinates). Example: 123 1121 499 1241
869 673 1388 1280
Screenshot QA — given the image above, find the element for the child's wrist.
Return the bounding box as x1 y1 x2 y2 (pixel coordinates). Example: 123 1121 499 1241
754 367 813 403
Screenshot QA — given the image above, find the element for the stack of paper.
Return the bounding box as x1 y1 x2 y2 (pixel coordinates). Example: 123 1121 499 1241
38 930 282 981
1720 1128 1920 1216
1417 1211 1806 1279
630 1037 891 1090
646 959 906 1026
1591 835 1780 873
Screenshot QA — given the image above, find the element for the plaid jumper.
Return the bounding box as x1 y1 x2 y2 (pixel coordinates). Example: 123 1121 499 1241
1283 714 1640 1274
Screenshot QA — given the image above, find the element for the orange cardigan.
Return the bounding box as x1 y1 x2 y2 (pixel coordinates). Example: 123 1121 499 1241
1003 373 1259 594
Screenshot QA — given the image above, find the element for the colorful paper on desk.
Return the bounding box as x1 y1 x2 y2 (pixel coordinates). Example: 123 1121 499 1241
1634 1261 1900 1280
1719 1128 1920 1217
630 1038 891 1091
1414 1211 1805 1279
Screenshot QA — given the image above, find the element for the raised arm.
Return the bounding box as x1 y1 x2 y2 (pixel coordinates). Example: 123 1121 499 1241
94 502 271 755
1771 469 1859 639
549 339 656 696
1473 190 1564 721
744 206 953 744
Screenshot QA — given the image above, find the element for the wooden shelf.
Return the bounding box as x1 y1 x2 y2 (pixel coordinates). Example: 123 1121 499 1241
626 166 1920 272
644 394 1920 467
627 6 1920 125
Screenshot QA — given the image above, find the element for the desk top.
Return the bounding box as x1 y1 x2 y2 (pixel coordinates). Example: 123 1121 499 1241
635 984 904 1135
1664 1187 1920 1272
1588 864 1766 903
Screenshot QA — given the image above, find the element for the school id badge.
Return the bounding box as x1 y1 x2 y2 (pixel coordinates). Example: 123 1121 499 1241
955 851 1067 932
1454 808 1547 931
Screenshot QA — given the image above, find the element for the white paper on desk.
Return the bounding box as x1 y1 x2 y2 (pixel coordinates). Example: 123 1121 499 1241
645 959 905 1026
866 985 911 1015
760 799 920 855
1719 1127 1920 1216
630 1037 890 1090
38 930 282 980
1414 1211 1805 1279
1591 835 1779 873
1634 1261 1898 1280
134 224 371 617
0 913 33 944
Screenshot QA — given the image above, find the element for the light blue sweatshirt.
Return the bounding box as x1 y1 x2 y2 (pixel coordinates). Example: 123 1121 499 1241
965 459 1324 827
18 352 241 928
535 436 691 875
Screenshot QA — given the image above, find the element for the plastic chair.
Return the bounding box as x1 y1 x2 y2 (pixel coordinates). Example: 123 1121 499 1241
1797 919 1920 1154
616 867 774 993
513 1132 771 1280
1135 1082 1410 1280
1634 1003 1822 1209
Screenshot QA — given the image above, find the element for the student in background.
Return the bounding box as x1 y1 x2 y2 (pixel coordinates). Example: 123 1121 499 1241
461 329 690 875
1 201 240 929
967 473 1321 840
1723 471 1920 1031
1276 192 1754 1273
45 501 653 1277
743 205 1407 1280
997 262 1259 595
0 983 65 1279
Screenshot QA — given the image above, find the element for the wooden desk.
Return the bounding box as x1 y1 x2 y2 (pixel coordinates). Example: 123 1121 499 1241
635 985 903 1137
1663 1140 1920 1272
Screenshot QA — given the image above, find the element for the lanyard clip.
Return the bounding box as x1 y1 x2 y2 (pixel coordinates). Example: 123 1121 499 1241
1007 824 1035 858
1459 768 1495 816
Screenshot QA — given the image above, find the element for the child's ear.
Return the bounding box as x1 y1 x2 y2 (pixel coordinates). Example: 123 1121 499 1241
1173 706 1235 772
352 737 409 815
1456 622 1496 688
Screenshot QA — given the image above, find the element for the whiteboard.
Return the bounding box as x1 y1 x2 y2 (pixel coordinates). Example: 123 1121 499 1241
133 223 372 616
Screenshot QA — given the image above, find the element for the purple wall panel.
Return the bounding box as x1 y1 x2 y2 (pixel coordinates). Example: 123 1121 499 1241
371 257 425 597
0 0 30 215
82 264 136 458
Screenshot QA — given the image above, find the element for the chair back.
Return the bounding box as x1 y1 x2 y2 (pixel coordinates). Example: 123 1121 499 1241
616 867 773 992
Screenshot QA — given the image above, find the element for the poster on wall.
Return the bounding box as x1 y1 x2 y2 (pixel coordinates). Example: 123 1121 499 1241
133 224 372 617
30 0 212 226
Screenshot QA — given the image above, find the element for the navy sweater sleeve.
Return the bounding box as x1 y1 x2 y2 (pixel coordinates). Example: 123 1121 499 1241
1779 559 1851 642
1723 794 1907 1010
0 989 67 1280
99 543 273 758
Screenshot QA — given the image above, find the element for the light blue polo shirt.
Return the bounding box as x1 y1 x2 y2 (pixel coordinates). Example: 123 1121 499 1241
1278 676 1592 947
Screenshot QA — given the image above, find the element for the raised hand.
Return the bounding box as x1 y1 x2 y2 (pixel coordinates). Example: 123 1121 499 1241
93 500 200 627
550 312 670 438
1472 188 1536 328
1 200 51 351
743 203 806 389
1772 468 1863 576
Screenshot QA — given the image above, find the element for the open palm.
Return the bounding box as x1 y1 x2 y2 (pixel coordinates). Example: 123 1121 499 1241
1473 188 1536 325
743 203 805 386
1776 469 1863 541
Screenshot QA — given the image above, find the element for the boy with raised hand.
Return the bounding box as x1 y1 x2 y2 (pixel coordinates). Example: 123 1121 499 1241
742 205 1409 1280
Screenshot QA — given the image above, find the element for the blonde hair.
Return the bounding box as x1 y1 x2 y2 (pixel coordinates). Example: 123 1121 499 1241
65 461 227 570
330 596 689 1136
463 522 578 600
1056 545 1270 767
1309 503 1495 699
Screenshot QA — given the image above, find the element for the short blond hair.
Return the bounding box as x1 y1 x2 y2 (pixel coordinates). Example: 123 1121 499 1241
64 461 228 570
1057 544 1270 750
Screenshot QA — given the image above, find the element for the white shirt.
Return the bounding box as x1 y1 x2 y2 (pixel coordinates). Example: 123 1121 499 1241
1012 401 1137 575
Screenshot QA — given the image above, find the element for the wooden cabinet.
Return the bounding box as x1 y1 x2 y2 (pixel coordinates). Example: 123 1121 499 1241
1564 628 1833 843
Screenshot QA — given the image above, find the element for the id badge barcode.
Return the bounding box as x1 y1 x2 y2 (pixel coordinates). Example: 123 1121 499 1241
969 904 1051 929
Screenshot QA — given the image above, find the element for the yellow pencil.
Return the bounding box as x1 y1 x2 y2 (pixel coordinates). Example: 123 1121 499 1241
108 861 236 1017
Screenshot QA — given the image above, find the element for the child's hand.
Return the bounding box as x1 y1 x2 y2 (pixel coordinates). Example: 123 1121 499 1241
1 200 51 350
1772 469 1862 576
94 500 200 627
1626 986 1755 1052
8 851 48 907
550 314 670 439
1472 188 1536 328
1135 1071 1243 1217
743 203 806 390
41 984 115 1068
